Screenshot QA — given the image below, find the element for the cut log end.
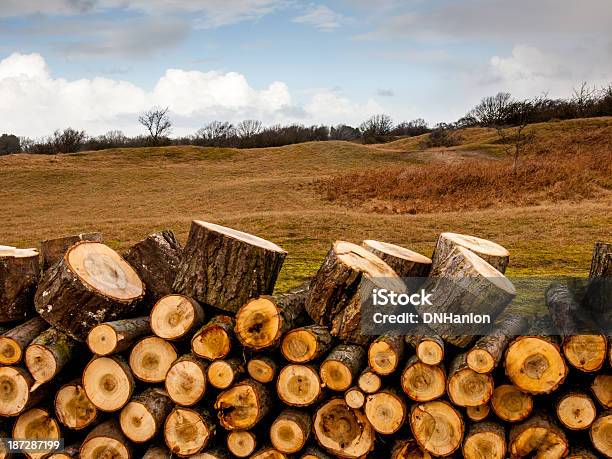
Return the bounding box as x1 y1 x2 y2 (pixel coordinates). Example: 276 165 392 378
12 407 60 459
227 430 257 457
320 360 353 392
510 414 568 458
277 364 322 407
344 387 365 409
591 374 612 409
129 336 177 383
410 400 464 457
235 297 282 350
87 324 119 356
358 368 382 394
432 232 510 273
207 359 242 389
557 393 597 430
466 404 490 422
151 294 204 340
0 336 23 365
448 367 493 407
365 390 407 435
281 326 331 363
466 348 496 374
54 381 97 429
80 420 131 459
368 336 404 375
270 409 311 453
563 334 607 372
215 380 270 430
247 356 278 384
416 339 444 366
164 407 214 457
191 315 234 360
362 239 432 278
590 412 612 458
0 366 34 416
165 356 207 406
491 384 533 422
83 356 134 412
87 317 151 356
462 422 506 459
401 358 446 402
25 344 58 383
120 401 158 442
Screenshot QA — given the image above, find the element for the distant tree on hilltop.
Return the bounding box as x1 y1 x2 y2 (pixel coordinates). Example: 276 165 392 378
138 107 172 145
0 134 20 155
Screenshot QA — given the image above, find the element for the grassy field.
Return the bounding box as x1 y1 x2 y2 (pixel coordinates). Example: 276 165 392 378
1 118 610 291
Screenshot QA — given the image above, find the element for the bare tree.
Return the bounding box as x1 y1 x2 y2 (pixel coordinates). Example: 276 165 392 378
494 98 539 173
571 82 597 117
51 128 86 154
469 92 512 126
138 107 172 145
330 124 360 141
194 121 236 147
235 120 262 138
359 114 393 143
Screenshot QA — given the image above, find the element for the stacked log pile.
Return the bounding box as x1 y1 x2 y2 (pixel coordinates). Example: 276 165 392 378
0 226 610 458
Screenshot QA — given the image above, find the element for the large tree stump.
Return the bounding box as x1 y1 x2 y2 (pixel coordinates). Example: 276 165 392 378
305 241 405 345
123 230 182 303
490 384 533 422
25 327 77 389
164 407 216 457
430 232 509 273
87 316 151 356
462 421 506 459
362 239 431 278
12 407 61 459
40 232 102 271
173 221 286 313
509 413 568 458
80 419 133 459
447 352 494 407
120 388 174 443
214 379 271 430
410 400 464 457
34 241 145 341
400 355 445 402
0 316 48 365
54 379 97 430
0 246 39 322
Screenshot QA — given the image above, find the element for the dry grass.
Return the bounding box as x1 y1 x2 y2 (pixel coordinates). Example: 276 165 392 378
1 118 611 290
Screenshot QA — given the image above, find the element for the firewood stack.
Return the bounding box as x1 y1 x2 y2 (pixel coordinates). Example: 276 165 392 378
0 225 610 459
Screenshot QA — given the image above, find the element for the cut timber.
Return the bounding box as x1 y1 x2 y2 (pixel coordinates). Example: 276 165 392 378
462 422 506 459
12 407 60 459
87 316 150 356
401 355 446 402
165 353 208 406
164 407 216 457
0 316 48 365
447 353 494 407
490 384 533 422
129 336 177 383
466 403 490 422
214 379 271 430
0 247 39 322
83 355 134 412
25 327 77 387
467 314 528 373
143 444 173 459
364 388 407 435
247 355 278 384
546 282 606 372
592 374 612 408
54 379 97 429
120 388 173 443
320 344 366 391
251 448 287 459
123 230 182 302
313 398 375 458
405 329 445 365
590 411 612 458
568 446 599 459
34 241 145 341
505 336 568 394
509 413 568 458
227 430 257 457
173 220 286 313
585 242 611 330
556 392 596 430
48 443 80 458
270 409 312 453
357 367 382 394
344 386 365 409
151 294 204 340
195 446 231 459
368 334 405 375
431 232 509 273
277 364 322 407
235 283 308 350
80 419 132 459
281 325 332 363
420 246 516 347
410 400 464 457
305 241 406 345
0 366 46 416
191 315 234 360
207 358 244 389
40 232 102 271
301 446 333 459
362 239 432 278
391 439 432 459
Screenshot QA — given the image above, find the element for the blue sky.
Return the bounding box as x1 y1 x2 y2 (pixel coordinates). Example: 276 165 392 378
1 0 611 137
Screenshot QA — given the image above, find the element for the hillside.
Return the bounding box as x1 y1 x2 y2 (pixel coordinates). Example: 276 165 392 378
1 117 610 290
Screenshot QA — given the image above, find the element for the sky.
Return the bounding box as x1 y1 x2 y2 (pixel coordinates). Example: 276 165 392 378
1 0 611 137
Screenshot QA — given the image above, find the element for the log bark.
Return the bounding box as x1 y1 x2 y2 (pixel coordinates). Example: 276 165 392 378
591 374 612 409
25 327 77 388
164 407 216 457
247 355 279 384
0 247 39 322
143 444 173 459
87 316 150 356
250 448 288 459
467 314 528 373
270 409 312 453
410 400 464 457
227 430 257 457
48 443 80 458
509 413 568 458
420 245 516 347
82 355 134 412
447 352 494 407
364 387 407 435
128 336 177 383
191 315 234 360
12 407 61 459
214 379 271 430
80 419 133 459
556 391 597 430
40 232 102 271
305 241 406 345
585 242 611 330
344 386 365 409
120 387 174 443
362 239 432 278
357 367 382 394
401 355 446 402
391 438 432 459
313 398 375 458
34 241 145 341
490 384 533 422
281 325 332 363
54 379 97 430
123 230 182 303
277 364 323 407
301 446 333 459
466 403 490 422
368 334 405 375
590 411 612 458
207 357 244 389
568 445 600 459
430 232 510 273
151 294 205 340
462 421 506 459
0 366 47 416
320 344 366 391
235 283 308 350
173 220 286 313
165 353 208 406
0 316 48 365
405 328 445 365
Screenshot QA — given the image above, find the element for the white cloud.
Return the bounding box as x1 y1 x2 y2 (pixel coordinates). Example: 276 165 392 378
292 4 347 31
0 52 382 137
